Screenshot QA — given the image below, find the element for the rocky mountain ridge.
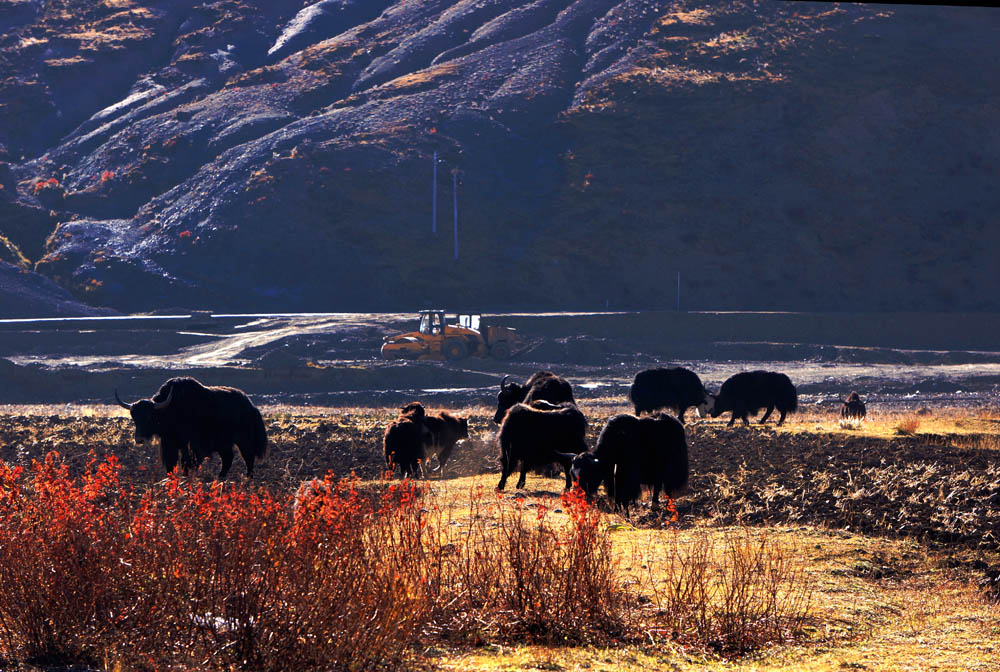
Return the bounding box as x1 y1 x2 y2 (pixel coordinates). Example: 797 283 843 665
1 0 997 314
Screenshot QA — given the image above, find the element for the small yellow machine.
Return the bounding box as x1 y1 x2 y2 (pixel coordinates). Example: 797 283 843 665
380 310 519 361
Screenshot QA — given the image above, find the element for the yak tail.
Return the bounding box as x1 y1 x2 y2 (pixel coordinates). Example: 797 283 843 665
788 387 799 413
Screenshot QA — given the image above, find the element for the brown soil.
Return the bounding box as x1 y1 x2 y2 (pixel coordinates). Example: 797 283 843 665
1 404 998 559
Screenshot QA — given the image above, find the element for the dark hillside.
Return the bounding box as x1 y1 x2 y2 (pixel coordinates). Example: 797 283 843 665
0 1 997 313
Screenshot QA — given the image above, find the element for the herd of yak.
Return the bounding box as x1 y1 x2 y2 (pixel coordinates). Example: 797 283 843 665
114 369 868 512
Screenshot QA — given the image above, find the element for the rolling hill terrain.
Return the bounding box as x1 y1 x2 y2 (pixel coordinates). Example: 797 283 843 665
1 0 997 313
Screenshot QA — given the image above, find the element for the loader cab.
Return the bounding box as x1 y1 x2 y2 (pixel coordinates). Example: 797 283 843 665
418 310 446 336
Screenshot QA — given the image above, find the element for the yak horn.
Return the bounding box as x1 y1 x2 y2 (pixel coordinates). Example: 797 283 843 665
114 389 132 410
501 375 510 391
153 385 174 410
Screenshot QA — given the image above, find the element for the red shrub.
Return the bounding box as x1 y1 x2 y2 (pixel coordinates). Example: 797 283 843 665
0 454 430 671
0 454 638 669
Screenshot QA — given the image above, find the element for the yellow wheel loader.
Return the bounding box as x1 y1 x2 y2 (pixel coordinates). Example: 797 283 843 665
380 310 520 361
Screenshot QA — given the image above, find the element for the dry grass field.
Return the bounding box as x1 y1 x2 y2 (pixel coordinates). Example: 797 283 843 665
0 400 997 671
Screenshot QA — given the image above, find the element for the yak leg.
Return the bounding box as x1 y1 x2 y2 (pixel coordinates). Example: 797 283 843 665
560 457 574 491
177 439 195 476
619 499 631 519
777 408 788 426
160 437 182 475
217 445 235 480
242 448 256 479
727 414 736 427
677 406 687 425
759 405 774 423
181 443 195 476
516 461 529 489
497 450 513 490
436 443 456 476
605 468 616 502
652 483 661 507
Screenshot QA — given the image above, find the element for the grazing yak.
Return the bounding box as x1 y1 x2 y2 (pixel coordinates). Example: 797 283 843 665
702 370 798 426
497 401 587 491
384 402 470 478
384 403 427 478
629 366 709 424
568 413 688 515
115 376 267 479
840 391 867 419
493 370 574 424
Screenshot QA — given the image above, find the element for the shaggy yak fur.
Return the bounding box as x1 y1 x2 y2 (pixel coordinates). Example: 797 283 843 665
115 376 267 479
421 410 470 473
840 391 867 419
384 402 469 478
569 413 688 515
708 370 798 426
492 370 574 424
497 401 587 491
628 366 709 424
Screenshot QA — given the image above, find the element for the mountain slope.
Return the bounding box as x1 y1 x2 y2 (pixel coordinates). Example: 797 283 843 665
1 0 997 312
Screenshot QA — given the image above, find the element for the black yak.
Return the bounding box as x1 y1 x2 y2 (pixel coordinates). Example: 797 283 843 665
703 371 798 426
115 376 267 479
384 402 470 478
567 413 688 515
497 401 587 491
384 402 429 478
492 370 574 424
629 366 709 424
840 392 867 419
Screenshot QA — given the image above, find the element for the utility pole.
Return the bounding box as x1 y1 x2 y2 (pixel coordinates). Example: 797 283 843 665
432 151 438 234
452 170 459 260
676 271 681 311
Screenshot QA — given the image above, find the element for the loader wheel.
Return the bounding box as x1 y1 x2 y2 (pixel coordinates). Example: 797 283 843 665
443 339 468 361
490 342 512 360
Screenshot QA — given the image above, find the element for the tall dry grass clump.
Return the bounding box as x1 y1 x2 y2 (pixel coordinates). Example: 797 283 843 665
894 416 921 435
425 485 637 644
646 528 814 655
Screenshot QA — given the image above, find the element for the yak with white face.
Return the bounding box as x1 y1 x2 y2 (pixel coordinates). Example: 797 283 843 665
116 376 267 479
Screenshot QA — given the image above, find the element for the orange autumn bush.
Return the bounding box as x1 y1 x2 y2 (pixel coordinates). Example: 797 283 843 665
0 453 429 671
0 454 635 671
